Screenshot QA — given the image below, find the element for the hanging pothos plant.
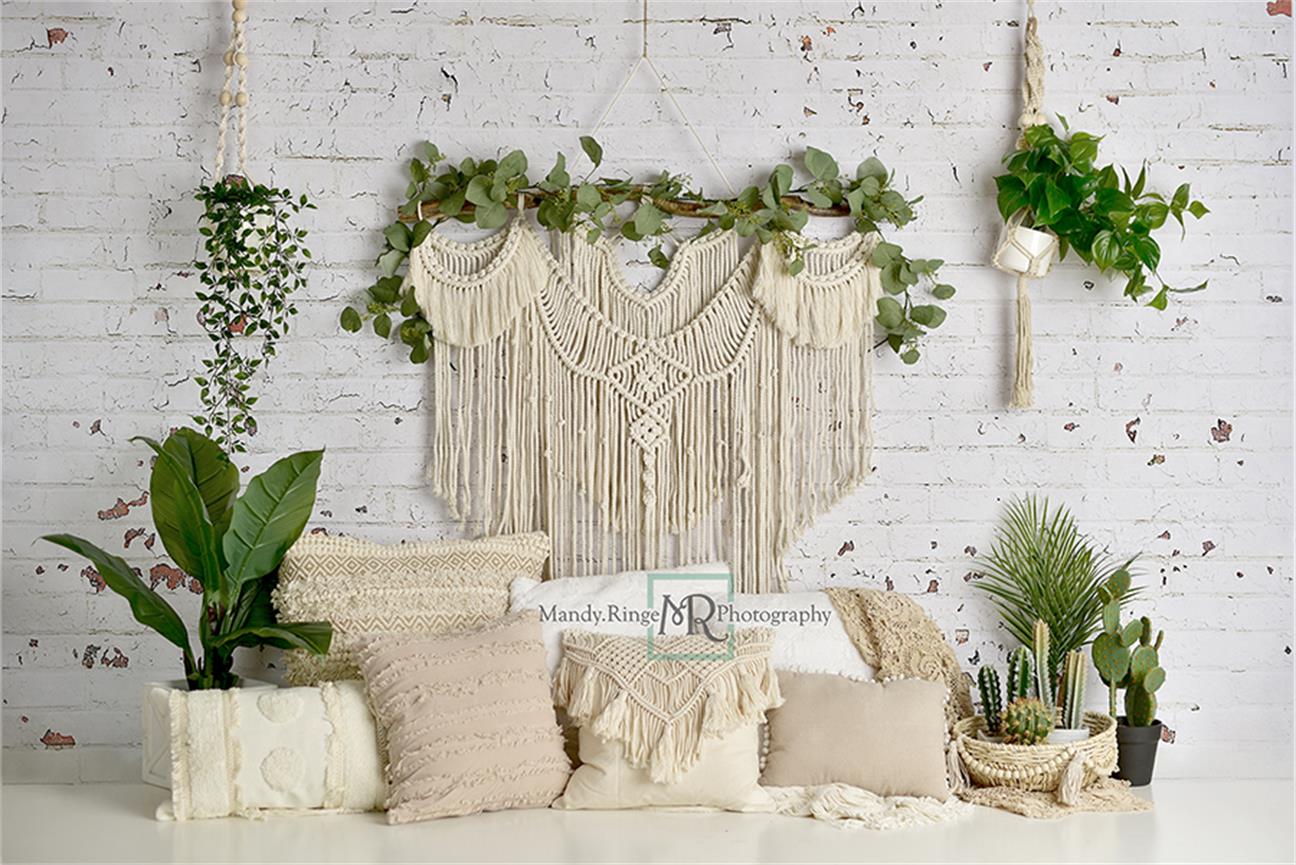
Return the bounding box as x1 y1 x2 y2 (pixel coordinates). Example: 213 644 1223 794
193 176 314 452
341 139 955 365
994 119 1209 309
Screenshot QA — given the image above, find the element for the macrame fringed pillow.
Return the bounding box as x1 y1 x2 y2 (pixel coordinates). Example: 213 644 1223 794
551 628 781 810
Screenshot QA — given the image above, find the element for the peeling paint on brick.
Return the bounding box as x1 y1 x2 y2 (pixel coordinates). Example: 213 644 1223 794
40 730 75 749
1210 419 1234 443
81 566 105 593
1267 0 1291 17
97 492 148 520
45 28 69 48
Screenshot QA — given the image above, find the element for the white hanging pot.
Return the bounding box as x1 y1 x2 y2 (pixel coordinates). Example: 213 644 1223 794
141 677 275 788
992 213 1059 278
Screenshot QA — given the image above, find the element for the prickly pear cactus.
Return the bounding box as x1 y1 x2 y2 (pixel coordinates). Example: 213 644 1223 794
1001 696 1055 745
978 665 1003 734
1124 616 1165 726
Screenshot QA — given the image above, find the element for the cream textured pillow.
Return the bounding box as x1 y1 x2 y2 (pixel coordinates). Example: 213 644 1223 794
164 681 384 821
552 628 780 809
555 725 770 811
760 673 950 801
510 571 875 680
274 531 549 683
354 611 570 824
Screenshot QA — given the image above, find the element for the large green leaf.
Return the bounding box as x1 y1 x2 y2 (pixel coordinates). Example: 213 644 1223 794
160 428 240 536
132 436 224 590
222 450 323 588
42 534 192 654
209 621 332 654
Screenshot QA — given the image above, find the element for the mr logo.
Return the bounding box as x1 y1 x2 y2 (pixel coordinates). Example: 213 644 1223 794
645 572 734 660
657 593 725 642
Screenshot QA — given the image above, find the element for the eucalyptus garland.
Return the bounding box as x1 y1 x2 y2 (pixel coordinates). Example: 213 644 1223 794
193 177 314 452
341 139 954 365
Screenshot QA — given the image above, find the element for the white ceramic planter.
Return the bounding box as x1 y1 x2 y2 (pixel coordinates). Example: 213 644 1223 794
992 221 1059 278
141 677 275 789
1046 726 1091 745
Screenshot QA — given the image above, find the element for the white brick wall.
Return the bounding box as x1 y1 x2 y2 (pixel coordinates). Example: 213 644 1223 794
2 1 1290 781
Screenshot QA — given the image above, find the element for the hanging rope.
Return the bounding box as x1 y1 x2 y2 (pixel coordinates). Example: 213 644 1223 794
588 0 738 196
214 0 250 179
1009 0 1047 408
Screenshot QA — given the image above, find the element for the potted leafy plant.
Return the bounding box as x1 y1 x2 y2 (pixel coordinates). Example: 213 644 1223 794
1092 575 1167 786
975 495 1138 690
993 119 1209 310
42 427 332 785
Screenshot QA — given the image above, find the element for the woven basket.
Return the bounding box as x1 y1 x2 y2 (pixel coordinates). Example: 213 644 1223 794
951 711 1117 804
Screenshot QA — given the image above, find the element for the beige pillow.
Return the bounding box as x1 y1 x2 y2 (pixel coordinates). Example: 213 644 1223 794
354 611 570 824
273 531 549 683
555 725 771 811
760 673 950 801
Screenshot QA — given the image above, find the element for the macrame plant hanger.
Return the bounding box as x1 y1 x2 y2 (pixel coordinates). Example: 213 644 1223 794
586 0 739 199
1007 0 1049 407
214 0 251 180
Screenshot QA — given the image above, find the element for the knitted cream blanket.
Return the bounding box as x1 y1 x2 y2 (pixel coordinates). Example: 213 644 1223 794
825 588 1150 820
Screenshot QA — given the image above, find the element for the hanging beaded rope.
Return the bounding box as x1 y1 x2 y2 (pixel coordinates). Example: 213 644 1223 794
1008 0 1048 408
214 0 250 179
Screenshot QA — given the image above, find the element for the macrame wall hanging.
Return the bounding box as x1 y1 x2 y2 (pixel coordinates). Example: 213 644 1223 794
994 0 1051 407
406 2 886 592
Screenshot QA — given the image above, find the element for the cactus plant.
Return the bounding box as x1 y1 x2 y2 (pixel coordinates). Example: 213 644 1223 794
1124 616 1165 726
1032 619 1053 705
1006 645 1033 701
1000 696 1055 745
977 665 1004 735
1091 570 1165 726
1059 649 1087 729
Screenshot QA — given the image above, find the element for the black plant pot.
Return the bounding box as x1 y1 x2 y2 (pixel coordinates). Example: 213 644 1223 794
1114 716 1162 787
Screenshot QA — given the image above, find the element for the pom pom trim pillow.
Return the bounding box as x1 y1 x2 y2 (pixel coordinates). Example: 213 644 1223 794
274 531 549 683
164 681 384 821
760 672 951 801
355 610 570 824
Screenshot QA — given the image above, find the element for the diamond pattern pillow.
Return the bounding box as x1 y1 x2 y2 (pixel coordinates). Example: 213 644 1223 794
273 531 549 684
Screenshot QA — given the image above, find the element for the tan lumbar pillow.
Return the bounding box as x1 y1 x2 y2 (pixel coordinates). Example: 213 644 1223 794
760 672 951 801
273 531 549 683
354 611 570 824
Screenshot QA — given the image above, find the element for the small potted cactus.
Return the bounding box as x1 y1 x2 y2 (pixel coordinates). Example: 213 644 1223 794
1046 649 1091 744
1092 574 1167 785
976 645 1034 742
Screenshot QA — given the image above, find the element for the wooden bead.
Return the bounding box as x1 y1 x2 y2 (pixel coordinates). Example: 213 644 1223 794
219 90 232 106
223 50 234 66
235 51 248 68
235 91 249 107
233 9 247 23
233 0 248 8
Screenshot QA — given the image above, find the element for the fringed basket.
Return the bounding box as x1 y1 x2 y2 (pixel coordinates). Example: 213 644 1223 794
950 711 1117 805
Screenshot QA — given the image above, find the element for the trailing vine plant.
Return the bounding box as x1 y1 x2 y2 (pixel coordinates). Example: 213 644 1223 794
341 139 954 365
193 177 314 452
995 118 1209 309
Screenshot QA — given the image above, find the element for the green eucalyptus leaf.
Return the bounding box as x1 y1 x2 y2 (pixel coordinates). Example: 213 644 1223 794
475 201 509 230
410 220 433 248
875 296 904 329
804 146 839 181
377 248 405 278
373 312 392 338
579 135 603 168
340 306 362 332
856 156 887 180
931 283 956 300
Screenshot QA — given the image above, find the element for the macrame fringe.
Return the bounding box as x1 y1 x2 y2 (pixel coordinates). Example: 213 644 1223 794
414 218 876 591
946 741 969 793
1010 275 1034 408
553 631 782 784
765 784 973 830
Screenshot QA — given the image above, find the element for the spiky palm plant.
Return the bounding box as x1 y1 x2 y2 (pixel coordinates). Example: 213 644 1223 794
975 495 1137 687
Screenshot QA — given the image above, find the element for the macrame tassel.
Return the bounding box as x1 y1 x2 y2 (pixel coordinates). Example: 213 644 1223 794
946 741 969 793
1056 751 1086 806
1010 275 1034 408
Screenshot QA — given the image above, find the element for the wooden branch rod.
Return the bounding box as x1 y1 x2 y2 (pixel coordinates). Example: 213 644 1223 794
402 192 852 223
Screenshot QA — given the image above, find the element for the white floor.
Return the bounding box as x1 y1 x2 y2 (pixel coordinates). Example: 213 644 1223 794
1 781 1292 864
